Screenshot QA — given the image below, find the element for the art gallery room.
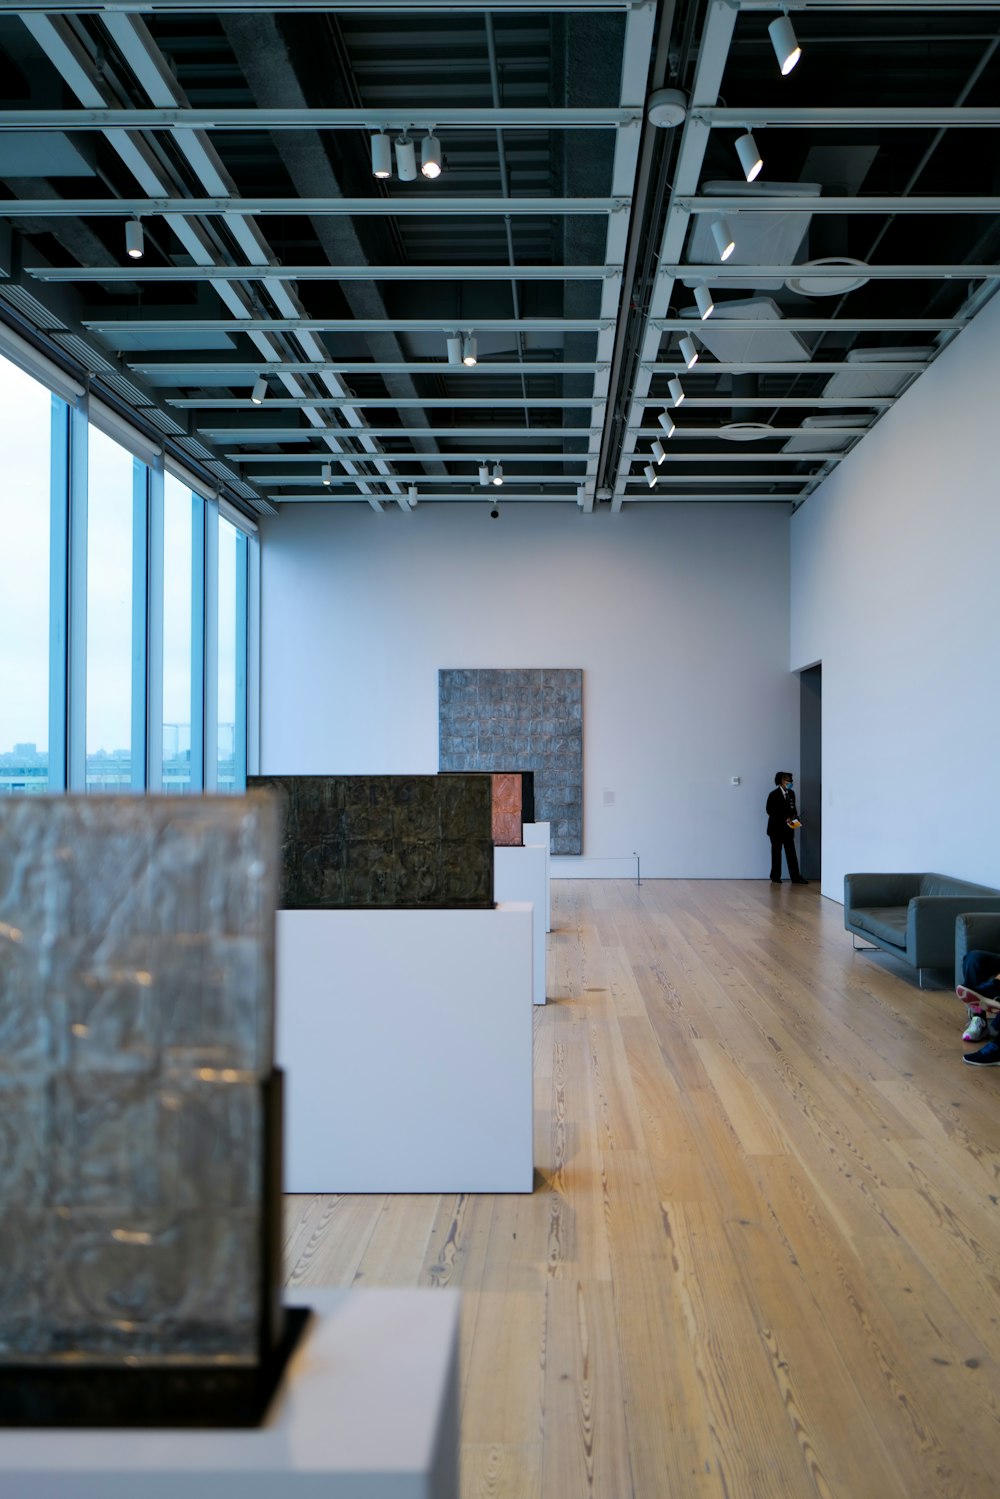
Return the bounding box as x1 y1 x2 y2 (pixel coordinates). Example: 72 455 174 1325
2 0 1000 1495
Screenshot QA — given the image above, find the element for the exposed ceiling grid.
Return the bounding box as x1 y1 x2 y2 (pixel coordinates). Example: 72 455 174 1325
0 0 997 516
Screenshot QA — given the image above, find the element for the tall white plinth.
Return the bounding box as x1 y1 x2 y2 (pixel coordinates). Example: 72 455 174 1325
522 822 551 931
276 903 534 1193
0 1288 460 1499
494 845 546 1005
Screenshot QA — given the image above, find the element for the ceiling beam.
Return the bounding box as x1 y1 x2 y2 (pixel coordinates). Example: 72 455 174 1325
669 263 1000 278
85 318 611 334
9 3 639 17
642 361 928 374
0 107 640 131
133 361 605 376
693 107 1000 128
224 432 600 449
2 196 625 218
651 318 964 331
188 396 607 410
29 264 617 282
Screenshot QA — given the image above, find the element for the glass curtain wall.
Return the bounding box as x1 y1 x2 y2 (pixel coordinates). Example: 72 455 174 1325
0 347 253 798
0 359 56 793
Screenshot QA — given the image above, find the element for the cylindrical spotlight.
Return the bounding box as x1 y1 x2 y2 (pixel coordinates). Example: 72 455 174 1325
679 334 699 369
711 217 736 262
735 130 763 183
394 135 417 181
645 464 658 488
668 377 685 407
371 132 392 179
651 439 666 465
421 132 442 179
322 462 332 486
492 462 503 486
462 334 478 367
479 462 490 486
694 284 715 320
408 484 418 506
658 409 676 438
250 377 267 405
769 12 801 75
446 335 463 365
125 219 144 259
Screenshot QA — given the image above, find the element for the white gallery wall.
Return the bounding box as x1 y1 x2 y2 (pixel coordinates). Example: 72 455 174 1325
791 290 1000 901
260 501 798 878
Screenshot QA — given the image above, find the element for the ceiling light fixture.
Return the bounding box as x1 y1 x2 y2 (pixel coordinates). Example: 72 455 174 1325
371 131 392 179
479 462 490 486
446 334 463 365
735 130 763 183
125 218 144 259
658 409 676 438
394 133 417 182
650 439 666 465
492 462 504 486
645 463 658 488
408 484 418 506
250 376 267 405
769 11 801 75
462 333 478 367
668 377 685 407
679 334 699 369
421 131 442 179
694 284 715 320
711 217 736 262
322 462 332 485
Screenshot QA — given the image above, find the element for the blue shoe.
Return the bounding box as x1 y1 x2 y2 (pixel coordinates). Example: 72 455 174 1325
963 1041 1000 1066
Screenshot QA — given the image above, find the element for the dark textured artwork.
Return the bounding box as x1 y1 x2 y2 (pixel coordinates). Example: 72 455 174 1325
0 793 301 1427
248 774 494 909
439 669 583 854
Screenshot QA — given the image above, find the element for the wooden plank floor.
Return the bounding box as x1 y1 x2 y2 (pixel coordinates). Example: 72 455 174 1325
283 880 1000 1499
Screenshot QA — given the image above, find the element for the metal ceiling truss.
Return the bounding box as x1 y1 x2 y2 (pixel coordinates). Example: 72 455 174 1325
1 0 998 514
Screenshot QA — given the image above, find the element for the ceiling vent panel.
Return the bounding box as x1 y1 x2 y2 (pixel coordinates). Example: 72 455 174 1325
677 298 811 363
823 347 935 400
782 412 874 454
684 182 820 290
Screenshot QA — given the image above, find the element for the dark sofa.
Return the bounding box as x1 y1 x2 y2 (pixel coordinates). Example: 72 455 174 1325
844 871 1000 986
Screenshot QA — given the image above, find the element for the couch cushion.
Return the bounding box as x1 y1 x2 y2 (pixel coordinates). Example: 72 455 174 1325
851 906 908 948
920 873 1000 899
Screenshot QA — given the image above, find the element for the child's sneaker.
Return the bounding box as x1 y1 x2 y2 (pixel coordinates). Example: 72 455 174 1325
963 1014 988 1042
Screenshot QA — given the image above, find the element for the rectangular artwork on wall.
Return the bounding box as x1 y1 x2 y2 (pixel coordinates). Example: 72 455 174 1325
438 669 583 854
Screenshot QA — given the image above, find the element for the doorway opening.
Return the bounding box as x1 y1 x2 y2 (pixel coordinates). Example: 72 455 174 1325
799 664 822 882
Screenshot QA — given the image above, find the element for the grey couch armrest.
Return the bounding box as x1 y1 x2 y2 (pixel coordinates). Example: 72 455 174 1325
955 912 1000 987
908 896 1000 968
844 873 923 912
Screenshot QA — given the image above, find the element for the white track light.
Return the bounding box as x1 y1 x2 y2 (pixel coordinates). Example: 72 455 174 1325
651 439 666 465
492 462 503 486
125 218 144 259
394 134 417 181
250 377 267 405
711 217 736 262
479 462 490 486
322 462 332 485
769 12 801 75
679 334 699 369
658 409 676 438
645 463 658 488
421 132 442 179
735 130 763 183
446 335 463 365
371 132 392 179
408 484 418 506
462 334 478 366
694 283 715 320
668 376 685 406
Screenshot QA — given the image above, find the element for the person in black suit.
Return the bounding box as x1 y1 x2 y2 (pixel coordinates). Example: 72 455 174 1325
765 771 808 884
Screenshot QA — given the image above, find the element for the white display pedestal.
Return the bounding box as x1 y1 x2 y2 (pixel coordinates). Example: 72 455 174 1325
276 903 534 1193
521 822 551 932
494 845 546 1005
0 1288 460 1499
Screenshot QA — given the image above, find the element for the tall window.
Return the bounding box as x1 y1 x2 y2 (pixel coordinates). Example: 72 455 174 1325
163 473 197 792
86 426 140 791
0 356 54 794
217 516 240 792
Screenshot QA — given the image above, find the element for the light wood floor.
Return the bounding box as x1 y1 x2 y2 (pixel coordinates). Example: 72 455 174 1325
283 880 1000 1499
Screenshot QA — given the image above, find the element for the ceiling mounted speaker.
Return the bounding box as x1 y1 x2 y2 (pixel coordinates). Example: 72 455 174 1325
646 88 687 128
371 132 392 179
769 12 801 75
394 135 417 181
735 131 763 183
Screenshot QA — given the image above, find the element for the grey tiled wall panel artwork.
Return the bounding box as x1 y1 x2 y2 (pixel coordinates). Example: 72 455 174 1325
247 774 495 908
0 794 279 1365
439 669 583 854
